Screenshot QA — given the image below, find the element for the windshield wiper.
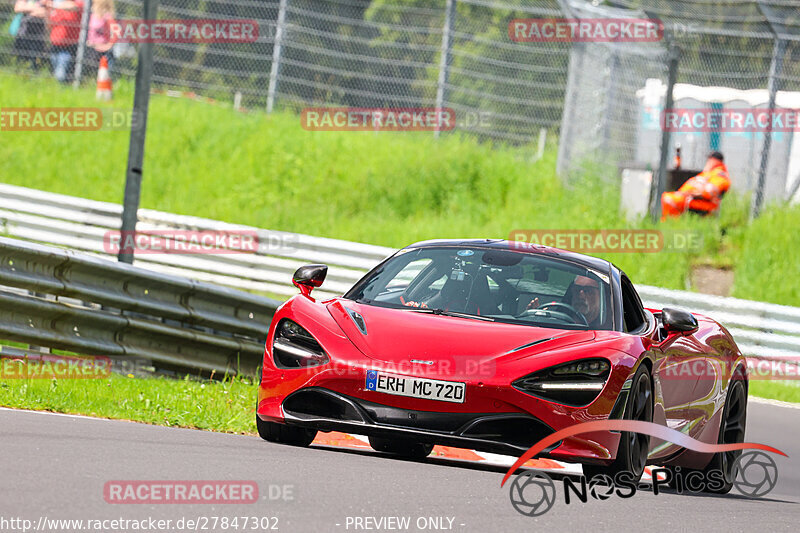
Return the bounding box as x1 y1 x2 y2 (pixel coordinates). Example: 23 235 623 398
406 307 495 322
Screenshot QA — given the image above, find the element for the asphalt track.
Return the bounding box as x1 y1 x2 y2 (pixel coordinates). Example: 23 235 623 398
0 399 797 533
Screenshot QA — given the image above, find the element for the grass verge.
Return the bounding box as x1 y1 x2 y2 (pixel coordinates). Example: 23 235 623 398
1 372 797 436
748 380 800 404
0 373 258 434
1 72 799 304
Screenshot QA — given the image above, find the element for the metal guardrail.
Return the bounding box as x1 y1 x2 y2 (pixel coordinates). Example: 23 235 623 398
1 184 798 366
636 286 800 363
0 237 281 376
0 183 391 300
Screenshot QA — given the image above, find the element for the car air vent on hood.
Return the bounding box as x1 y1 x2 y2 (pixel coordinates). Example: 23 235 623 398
345 307 368 335
507 337 557 354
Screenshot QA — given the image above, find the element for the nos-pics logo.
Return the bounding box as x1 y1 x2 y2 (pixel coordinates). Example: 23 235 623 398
509 451 779 517
500 421 784 517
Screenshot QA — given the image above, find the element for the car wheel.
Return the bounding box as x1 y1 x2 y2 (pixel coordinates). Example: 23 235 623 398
256 415 317 447
698 376 747 494
368 436 434 459
584 364 653 483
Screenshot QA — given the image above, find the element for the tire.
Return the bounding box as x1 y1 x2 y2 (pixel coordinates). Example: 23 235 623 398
698 377 748 494
584 364 653 483
256 415 317 447
368 435 434 459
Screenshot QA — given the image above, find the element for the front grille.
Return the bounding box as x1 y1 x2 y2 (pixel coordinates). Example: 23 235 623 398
460 415 553 449
283 389 365 422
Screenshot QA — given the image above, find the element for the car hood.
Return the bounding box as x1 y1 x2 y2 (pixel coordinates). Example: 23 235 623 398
326 299 595 365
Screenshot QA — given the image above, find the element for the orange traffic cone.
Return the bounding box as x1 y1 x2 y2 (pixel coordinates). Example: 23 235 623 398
96 56 112 101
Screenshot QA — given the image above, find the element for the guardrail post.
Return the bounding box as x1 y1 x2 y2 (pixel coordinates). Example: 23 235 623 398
119 0 160 264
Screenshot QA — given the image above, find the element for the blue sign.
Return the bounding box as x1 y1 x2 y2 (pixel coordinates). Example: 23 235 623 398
366 370 378 390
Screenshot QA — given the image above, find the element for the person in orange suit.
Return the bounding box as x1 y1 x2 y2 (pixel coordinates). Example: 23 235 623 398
661 151 730 219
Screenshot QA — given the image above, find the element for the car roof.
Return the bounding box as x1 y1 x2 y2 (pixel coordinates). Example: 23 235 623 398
403 238 615 275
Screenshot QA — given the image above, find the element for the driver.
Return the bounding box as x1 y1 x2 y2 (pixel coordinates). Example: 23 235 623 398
570 275 601 328
526 275 602 328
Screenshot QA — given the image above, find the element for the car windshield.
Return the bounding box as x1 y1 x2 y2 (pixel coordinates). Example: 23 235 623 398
345 246 613 330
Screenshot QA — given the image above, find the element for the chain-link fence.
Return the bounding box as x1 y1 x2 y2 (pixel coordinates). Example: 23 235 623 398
0 0 569 145
605 0 800 213
555 0 670 184
2 0 800 214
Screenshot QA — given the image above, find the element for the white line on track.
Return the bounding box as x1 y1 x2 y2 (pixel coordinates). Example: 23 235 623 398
749 396 800 410
0 406 117 421
0 406 187 426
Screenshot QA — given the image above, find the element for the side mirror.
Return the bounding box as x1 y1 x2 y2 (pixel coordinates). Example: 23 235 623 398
661 307 698 335
293 264 328 297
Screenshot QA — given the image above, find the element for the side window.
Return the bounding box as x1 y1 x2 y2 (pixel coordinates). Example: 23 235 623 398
621 276 646 333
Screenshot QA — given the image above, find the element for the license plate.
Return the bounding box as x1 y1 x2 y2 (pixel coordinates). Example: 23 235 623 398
365 371 465 404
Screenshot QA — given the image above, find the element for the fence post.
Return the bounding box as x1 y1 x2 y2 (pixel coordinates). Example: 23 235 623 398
787 171 800 204
535 128 547 161
751 38 786 219
266 0 289 113
72 0 93 88
556 42 586 177
434 0 456 139
119 0 159 264
600 48 620 152
650 44 679 222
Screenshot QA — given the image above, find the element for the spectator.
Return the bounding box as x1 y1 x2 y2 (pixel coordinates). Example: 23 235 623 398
47 0 84 83
85 0 116 75
12 0 48 70
661 151 731 219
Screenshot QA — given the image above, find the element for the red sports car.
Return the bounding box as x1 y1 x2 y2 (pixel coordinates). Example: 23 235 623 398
257 240 748 491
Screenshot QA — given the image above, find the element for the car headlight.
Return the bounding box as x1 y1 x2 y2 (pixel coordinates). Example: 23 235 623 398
272 319 330 369
512 359 610 407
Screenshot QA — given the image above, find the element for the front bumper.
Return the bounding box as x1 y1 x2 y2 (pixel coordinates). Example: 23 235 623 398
258 362 625 464
275 387 558 456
